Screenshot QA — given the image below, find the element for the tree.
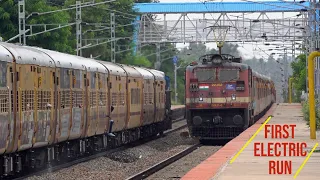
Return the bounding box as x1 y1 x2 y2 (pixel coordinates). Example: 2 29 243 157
291 54 307 102
0 0 18 40
0 0 74 53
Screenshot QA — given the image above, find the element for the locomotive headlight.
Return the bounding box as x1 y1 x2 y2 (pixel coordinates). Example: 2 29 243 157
231 94 236 101
212 57 222 64
199 97 203 101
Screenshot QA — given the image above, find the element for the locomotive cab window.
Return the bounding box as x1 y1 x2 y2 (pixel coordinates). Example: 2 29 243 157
194 68 216 82
218 68 239 82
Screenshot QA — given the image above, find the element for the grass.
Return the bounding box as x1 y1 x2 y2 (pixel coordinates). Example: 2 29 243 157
171 101 183 105
302 99 320 130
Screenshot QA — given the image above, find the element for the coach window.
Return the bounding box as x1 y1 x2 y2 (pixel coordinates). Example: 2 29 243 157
265 84 267 97
264 83 266 97
262 81 266 97
262 84 263 98
258 82 260 99
254 81 256 97
260 82 262 98
262 83 263 97
256 81 258 98
253 80 255 97
91 73 96 89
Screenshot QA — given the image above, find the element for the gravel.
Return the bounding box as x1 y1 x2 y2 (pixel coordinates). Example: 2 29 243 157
27 125 198 180
146 146 222 180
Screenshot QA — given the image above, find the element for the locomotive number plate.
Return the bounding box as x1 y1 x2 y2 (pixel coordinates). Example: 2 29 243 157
211 103 223 107
211 83 222 87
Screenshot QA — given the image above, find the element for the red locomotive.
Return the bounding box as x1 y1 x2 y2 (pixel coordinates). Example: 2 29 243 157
185 53 276 140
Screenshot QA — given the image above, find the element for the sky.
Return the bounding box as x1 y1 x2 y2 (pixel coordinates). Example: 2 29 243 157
156 0 302 60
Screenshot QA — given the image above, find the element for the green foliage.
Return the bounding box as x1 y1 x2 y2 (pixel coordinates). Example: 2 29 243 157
0 0 74 53
302 99 320 130
123 54 152 68
0 0 143 60
27 0 73 53
291 54 307 102
0 0 18 39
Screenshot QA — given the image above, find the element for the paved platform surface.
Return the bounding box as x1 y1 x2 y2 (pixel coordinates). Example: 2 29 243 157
171 105 185 110
182 103 320 180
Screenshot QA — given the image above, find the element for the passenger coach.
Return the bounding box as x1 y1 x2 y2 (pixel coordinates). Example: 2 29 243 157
0 42 172 177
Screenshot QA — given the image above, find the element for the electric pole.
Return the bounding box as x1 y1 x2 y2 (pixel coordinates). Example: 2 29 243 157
111 13 116 63
155 43 161 70
18 0 26 45
76 1 82 56
173 56 178 104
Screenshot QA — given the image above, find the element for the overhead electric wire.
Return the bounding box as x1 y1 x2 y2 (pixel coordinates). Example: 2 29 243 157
26 0 116 19
240 0 307 12
198 0 305 58
91 6 139 18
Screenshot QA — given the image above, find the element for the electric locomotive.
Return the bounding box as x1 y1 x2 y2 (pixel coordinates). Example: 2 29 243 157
185 53 275 140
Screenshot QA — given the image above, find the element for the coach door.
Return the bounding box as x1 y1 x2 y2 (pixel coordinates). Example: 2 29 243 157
17 63 35 151
56 68 72 142
86 72 95 137
70 69 85 139
33 65 54 148
96 72 108 135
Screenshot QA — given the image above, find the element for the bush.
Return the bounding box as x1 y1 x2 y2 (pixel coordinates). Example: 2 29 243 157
171 101 183 105
302 99 320 130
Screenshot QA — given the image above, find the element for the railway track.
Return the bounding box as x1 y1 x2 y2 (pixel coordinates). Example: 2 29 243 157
172 117 185 123
126 143 201 180
13 119 187 180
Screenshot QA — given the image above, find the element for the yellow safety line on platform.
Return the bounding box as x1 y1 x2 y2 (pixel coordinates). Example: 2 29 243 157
230 115 272 164
294 143 319 179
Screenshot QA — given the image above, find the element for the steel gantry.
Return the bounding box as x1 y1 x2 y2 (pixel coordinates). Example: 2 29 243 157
133 1 312 73
136 12 307 44
133 1 311 103
134 0 320 139
133 1 309 44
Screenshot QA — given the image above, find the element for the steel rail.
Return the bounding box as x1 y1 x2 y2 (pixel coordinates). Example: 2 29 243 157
126 143 201 180
12 118 188 180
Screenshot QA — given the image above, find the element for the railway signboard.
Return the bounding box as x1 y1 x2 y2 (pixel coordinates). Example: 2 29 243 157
226 84 235 90
173 56 178 64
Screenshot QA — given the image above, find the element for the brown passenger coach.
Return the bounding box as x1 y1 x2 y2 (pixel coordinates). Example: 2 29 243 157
0 42 173 177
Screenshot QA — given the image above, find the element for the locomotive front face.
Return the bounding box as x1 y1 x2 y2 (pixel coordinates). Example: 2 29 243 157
185 54 251 139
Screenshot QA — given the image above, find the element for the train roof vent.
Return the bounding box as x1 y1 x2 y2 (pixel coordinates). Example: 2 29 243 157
232 57 242 63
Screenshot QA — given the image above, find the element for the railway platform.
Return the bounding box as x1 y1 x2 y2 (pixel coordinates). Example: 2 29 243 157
171 105 185 120
171 105 185 110
182 103 320 180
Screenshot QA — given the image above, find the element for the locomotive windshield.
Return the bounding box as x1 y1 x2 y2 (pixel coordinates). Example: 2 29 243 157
195 69 216 82
218 69 239 82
